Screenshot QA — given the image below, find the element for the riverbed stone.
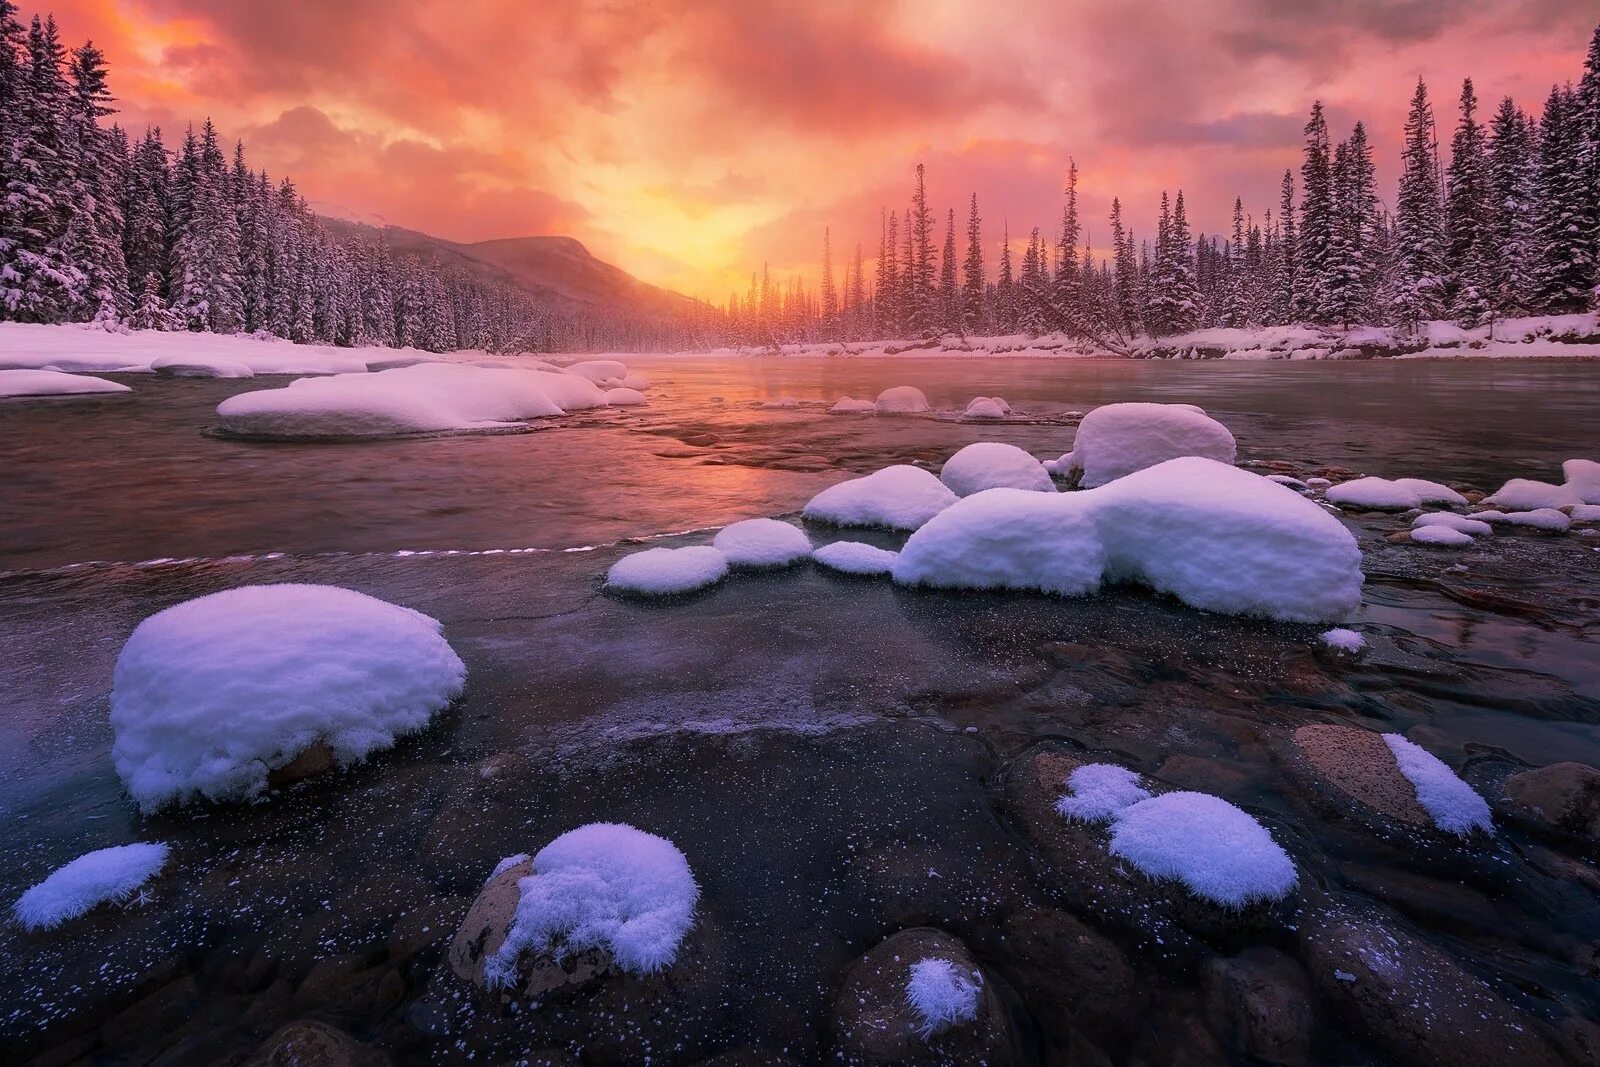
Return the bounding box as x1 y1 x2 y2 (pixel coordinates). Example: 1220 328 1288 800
267 739 336 788
445 857 610 996
833 927 1018 1065
1202 947 1315 1065
1502 762 1600 846
997 906 1139 1038
1286 724 1434 832
245 1019 390 1067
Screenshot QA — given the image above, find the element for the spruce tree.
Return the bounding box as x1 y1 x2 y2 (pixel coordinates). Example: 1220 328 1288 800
1393 78 1448 330
994 221 1016 333
938 208 957 333
1053 160 1080 327
819 226 837 326
906 163 937 337
1444 79 1491 323
1485 97 1538 315
961 193 985 333
1534 86 1596 312
1297 102 1333 318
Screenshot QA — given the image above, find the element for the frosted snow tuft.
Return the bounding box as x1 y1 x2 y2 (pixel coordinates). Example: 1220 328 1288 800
893 488 1104 596
1414 513 1492 537
1109 792 1297 908
812 541 900 576
13 843 170 931
1067 402 1236 487
875 385 931 414
1055 763 1152 824
906 957 982 1038
1381 734 1493 836
1410 524 1473 546
1319 628 1367 653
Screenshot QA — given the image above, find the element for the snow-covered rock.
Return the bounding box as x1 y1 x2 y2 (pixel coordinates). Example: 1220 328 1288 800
1268 474 1311 490
939 442 1055 497
111 585 465 810
217 363 606 438
712 518 811 567
1108 792 1297 908
1484 478 1583 511
1477 508 1571 530
604 387 647 406
1382 735 1493 837
562 359 629 385
1572 504 1600 522
606 546 729 595
875 385 931 414
906 958 982 1037
803 465 958 531
959 397 1008 420
1320 628 1367 653
1326 476 1464 510
486 823 698 984
13 843 170 930
828 395 877 414
760 396 801 408
1414 513 1492 537
1410 525 1473 547
1564 459 1600 504
151 355 255 379
1054 763 1151 824
812 541 900 576
893 488 1105 596
0 368 130 397
621 371 650 391
1066 402 1237 488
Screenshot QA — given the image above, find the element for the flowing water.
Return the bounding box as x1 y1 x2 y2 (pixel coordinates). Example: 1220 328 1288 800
1 356 1598 1064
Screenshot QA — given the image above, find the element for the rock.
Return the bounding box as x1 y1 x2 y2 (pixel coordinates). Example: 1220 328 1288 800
691 1049 804 1066
1297 897 1564 1067
245 1020 390 1067
1502 762 1600 846
833 928 1019 1065
1202 947 1315 1065
445 857 608 995
998 907 1139 1038
1384 530 1414 544
1287 724 1433 833
267 739 335 788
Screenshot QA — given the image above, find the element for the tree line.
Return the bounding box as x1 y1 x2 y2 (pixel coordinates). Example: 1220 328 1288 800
729 22 1600 346
0 3 719 353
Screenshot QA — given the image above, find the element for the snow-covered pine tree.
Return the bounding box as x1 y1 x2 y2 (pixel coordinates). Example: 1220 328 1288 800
994 221 1015 333
1109 197 1138 335
1534 85 1596 312
846 242 865 339
1392 78 1448 332
906 163 937 337
57 41 126 327
961 193 985 334
938 208 957 333
1485 98 1538 316
1296 102 1333 319
1053 160 1080 330
1274 170 1298 324
1146 191 1201 335
819 226 837 329
1220 196 1249 326
1444 79 1491 325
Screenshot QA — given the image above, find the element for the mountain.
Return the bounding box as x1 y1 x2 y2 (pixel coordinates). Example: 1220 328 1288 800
323 220 699 318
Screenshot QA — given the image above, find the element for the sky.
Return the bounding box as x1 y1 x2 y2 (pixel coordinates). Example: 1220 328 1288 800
38 0 1600 301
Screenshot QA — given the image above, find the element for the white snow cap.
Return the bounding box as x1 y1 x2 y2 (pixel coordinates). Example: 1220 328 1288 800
1055 763 1152 824
1474 507 1571 530
0 368 130 397
960 396 1009 420
1484 478 1583 511
562 359 629 385
1043 452 1074 477
13 843 170 931
803 465 958 531
1572 504 1600 522
1563 459 1600 504
1326 476 1464 510
1109 792 1297 908
111 585 465 811
604 387 647 406
906 958 982 1038
606 546 729 596
893 488 1105 597
1319 628 1367 653
940 442 1056 497
712 518 812 568
1410 524 1473 546
875 385 931 414
1067 402 1237 488
829 395 877 414
1381 734 1493 837
1414 513 1492 537
486 823 698 984
761 396 801 409
812 541 900 576
217 363 606 438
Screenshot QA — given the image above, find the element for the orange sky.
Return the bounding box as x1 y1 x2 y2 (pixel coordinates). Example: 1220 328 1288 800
38 0 1599 301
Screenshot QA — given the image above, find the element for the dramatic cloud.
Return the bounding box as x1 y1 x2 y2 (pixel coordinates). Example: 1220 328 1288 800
39 0 1598 297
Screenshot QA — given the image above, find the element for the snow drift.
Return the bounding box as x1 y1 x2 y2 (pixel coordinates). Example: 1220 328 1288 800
1067 402 1236 487
110 584 466 810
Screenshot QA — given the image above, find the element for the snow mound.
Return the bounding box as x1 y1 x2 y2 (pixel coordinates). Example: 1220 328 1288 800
486 823 698 982
1411 525 1473 546
1381 734 1493 836
13 843 170 931
813 541 900 576
712 519 812 568
1485 478 1583 511
1479 508 1571 530
1573 504 1600 522
960 396 1008 420
217 363 605 438
939 442 1055 497
604 387 647 406
0 368 130 397
829 395 877 414
875 385 931 414
1564 459 1600 504
1414 513 1492 537
1055 763 1151 824
151 355 254 379
621 371 650 390
803 465 957 531
1067 402 1236 487
1109 792 1297 908
1320 628 1367 653
906 958 982 1037
562 359 629 385
1088 458 1363 623
761 396 801 409
1043 451 1073 477
110 584 466 810
606 546 729 595
893 488 1105 597
1325 476 1461 509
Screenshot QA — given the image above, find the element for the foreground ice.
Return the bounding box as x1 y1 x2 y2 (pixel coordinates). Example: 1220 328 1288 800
894 457 1362 623
712 519 812 567
906 958 982 1037
939 442 1055 497
1066 403 1236 487
606 546 729 595
0 368 130 397
217 363 609 438
110 584 466 810
803 465 958 531
1382 735 1494 836
13 843 170 931
1109 792 1298 908
812 541 900 575
486 823 699 984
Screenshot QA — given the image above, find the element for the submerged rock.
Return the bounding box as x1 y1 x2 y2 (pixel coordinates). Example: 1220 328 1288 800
1501 762 1600 847
1289 724 1435 833
245 1019 390 1067
1202 947 1316 1066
